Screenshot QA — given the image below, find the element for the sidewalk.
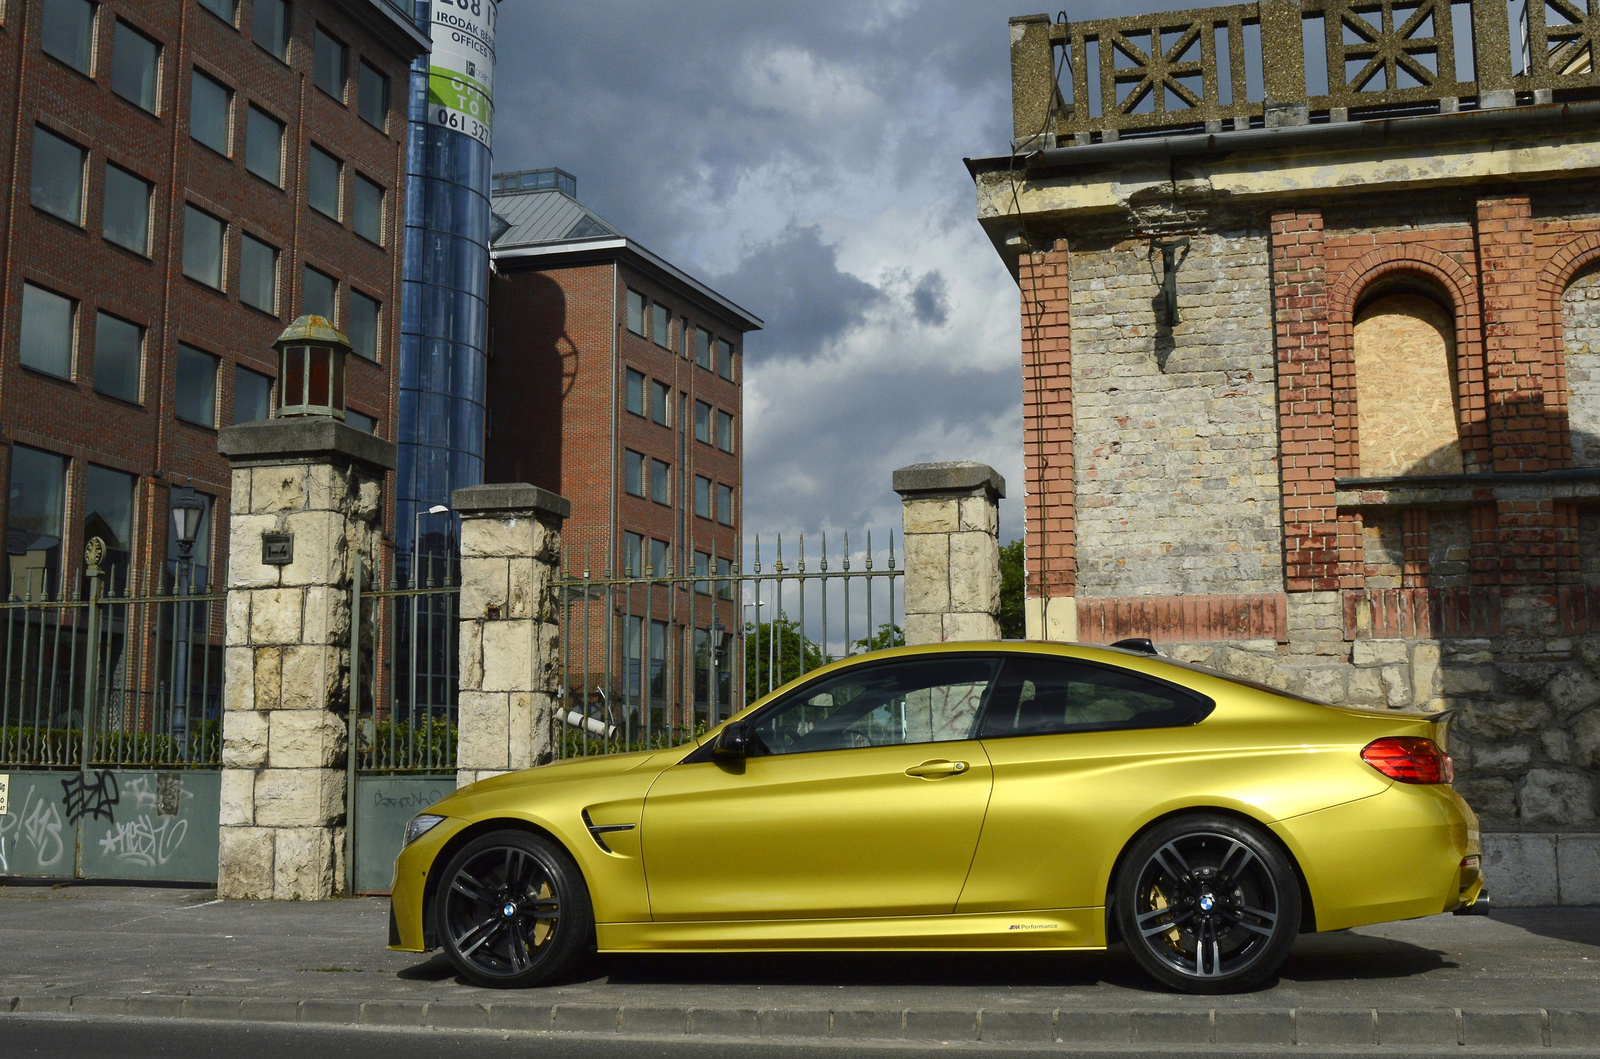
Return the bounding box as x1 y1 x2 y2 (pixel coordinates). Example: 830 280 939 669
3 885 1599 1049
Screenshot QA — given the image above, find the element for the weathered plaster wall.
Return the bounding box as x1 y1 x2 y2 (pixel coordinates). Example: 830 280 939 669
1069 229 1283 598
1563 265 1600 466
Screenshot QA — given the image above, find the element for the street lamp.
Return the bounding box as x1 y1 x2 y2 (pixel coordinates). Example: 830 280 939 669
170 486 206 759
274 315 350 419
411 503 450 587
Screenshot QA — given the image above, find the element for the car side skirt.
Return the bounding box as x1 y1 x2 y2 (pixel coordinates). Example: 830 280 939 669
596 907 1105 952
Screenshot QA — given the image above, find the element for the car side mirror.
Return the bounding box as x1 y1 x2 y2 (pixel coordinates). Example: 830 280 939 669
713 721 750 760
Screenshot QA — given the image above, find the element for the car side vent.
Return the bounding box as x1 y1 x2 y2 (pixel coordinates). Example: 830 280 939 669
1111 637 1158 656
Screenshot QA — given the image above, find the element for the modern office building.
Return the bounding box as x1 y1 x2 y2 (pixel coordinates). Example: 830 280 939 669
487 168 761 722
395 0 497 577
0 0 425 598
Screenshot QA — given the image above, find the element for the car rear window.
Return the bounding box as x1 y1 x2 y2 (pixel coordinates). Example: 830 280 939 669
980 656 1212 738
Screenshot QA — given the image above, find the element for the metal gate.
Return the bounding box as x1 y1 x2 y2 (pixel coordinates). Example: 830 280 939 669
348 554 459 893
554 530 904 758
0 539 224 881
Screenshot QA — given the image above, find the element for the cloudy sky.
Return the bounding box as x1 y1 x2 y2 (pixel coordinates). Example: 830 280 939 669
493 1 1137 560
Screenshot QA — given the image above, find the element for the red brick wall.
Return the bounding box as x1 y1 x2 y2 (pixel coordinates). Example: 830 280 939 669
1018 241 1075 600
0 0 414 592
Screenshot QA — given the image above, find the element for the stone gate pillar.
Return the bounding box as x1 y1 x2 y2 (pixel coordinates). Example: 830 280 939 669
216 419 393 899
453 483 570 788
893 462 1006 646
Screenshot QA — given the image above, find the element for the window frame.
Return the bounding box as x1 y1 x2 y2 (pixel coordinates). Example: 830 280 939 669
357 60 388 129
652 302 671 348
312 26 346 101
245 105 284 186
351 172 383 244
197 0 238 27
624 368 646 417
716 410 735 453
174 343 219 427
252 0 290 62
19 282 77 380
650 380 671 427
41 0 96 74
238 231 279 314
232 363 273 423
301 264 338 321
189 67 233 156
694 400 711 444
348 289 379 360
693 475 711 519
30 124 86 225
975 655 1216 740
92 309 143 403
716 483 735 526
625 289 646 336
181 203 226 290
623 449 646 498
650 458 671 506
111 18 160 113
102 162 153 255
718 338 735 381
307 144 342 220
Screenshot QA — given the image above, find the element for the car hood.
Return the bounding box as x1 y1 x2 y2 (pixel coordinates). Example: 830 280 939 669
425 745 687 814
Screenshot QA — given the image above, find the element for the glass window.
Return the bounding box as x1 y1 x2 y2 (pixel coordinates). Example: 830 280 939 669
652 303 670 348
345 409 376 433
697 329 713 371
751 657 1001 756
103 163 152 253
625 289 645 336
239 233 277 313
41 0 95 73
245 106 283 185
20 283 75 378
694 400 711 444
84 464 135 588
348 290 378 359
308 145 340 218
693 550 710 594
650 459 670 505
182 205 224 288
313 27 345 100
252 0 289 61
111 20 159 112
31 125 84 224
175 343 217 426
716 410 734 452
352 173 382 242
718 338 735 381
623 531 643 576
717 483 735 525
716 556 733 600
190 69 232 155
6 445 68 598
93 311 141 402
694 475 710 519
198 0 237 25
358 61 387 128
650 538 671 577
624 449 645 497
302 265 335 319
979 658 1211 738
233 364 272 422
651 380 671 427
624 368 645 416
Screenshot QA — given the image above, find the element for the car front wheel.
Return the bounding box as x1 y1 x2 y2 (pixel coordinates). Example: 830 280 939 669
1112 814 1300 994
434 829 594 988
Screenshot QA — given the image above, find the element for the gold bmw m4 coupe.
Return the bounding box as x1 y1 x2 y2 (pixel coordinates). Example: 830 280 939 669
388 641 1481 994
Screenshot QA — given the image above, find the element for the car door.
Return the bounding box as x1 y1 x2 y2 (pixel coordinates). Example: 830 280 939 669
640 655 1000 922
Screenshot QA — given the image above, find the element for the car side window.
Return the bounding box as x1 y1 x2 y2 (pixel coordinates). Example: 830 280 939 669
979 658 1210 738
750 658 1000 756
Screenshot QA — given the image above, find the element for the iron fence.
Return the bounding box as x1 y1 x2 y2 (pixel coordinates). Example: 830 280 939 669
0 542 224 771
554 530 904 758
349 554 460 775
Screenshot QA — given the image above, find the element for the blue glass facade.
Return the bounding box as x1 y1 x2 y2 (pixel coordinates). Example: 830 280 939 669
397 0 493 572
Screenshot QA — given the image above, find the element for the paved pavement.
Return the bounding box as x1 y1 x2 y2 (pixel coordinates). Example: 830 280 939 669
1 885 1599 1051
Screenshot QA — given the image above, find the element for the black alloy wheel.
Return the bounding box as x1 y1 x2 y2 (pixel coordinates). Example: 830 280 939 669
434 829 594 988
1113 814 1300 994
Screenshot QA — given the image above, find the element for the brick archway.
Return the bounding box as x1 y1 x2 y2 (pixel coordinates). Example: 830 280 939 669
1327 246 1485 474
1536 233 1600 467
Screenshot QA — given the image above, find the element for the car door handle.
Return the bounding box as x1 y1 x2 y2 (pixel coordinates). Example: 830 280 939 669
905 759 970 779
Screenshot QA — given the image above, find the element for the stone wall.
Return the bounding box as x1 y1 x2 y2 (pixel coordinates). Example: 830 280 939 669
1069 229 1283 599
1565 265 1600 466
894 463 1005 645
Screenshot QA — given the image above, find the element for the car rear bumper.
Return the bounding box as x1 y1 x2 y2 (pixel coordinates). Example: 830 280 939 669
1273 781 1481 933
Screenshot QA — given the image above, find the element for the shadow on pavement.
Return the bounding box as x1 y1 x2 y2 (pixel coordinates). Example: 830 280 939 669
396 952 460 982
1484 907 1600 947
1275 930 1451 983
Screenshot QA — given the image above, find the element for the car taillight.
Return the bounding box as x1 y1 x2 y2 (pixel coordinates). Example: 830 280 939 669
1361 737 1453 784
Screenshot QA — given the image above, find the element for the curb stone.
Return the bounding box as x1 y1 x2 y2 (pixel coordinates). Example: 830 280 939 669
2 992 1598 1049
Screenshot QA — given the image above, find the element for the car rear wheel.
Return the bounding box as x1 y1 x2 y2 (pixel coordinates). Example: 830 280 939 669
434 829 594 988
1113 814 1300 994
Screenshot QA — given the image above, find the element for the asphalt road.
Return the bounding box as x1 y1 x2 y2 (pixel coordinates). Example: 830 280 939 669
0 1014 1580 1059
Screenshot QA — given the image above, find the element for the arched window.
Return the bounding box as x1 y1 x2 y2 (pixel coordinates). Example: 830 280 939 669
1353 291 1462 477
1563 263 1600 467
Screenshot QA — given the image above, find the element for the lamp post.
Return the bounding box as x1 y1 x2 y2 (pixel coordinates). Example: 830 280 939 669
169 486 207 759
407 503 449 725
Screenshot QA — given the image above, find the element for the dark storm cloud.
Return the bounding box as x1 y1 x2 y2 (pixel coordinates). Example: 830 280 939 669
711 225 885 364
909 271 949 326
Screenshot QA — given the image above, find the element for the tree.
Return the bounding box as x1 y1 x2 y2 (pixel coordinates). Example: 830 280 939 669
999 538 1025 639
745 617 826 701
851 623 904 653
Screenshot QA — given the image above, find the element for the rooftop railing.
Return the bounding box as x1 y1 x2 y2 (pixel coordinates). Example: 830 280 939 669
1011 0 1600 146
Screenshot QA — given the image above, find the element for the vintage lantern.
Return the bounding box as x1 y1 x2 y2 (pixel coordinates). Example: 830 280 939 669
273 314 349 419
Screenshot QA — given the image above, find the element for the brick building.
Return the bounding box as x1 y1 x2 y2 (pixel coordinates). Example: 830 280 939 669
486 168 761 724
0 0 424 599
973 2 1600 900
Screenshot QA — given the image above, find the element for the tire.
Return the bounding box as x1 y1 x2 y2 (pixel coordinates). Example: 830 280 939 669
433 829 594 989
1112 814 1300 995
